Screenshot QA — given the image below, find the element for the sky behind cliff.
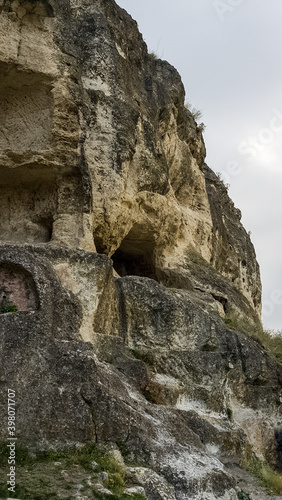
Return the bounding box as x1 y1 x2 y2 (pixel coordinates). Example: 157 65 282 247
117 0 282 330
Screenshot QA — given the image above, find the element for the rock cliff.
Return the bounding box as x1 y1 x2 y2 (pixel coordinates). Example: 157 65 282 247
0 1 281 499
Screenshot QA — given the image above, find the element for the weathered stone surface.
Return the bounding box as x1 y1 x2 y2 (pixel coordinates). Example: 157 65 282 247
0 0 261 323
0 1 281 499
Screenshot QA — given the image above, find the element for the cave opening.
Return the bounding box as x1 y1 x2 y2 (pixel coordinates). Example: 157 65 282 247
112 249 158 280
111 228 158 280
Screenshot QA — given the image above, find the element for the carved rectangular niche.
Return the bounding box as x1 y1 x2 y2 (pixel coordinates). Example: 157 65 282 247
0 63 53 155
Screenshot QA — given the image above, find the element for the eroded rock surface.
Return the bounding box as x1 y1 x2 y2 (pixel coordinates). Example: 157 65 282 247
0 1 281 499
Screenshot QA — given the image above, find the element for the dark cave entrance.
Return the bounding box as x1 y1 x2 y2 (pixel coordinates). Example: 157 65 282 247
112 249 158 279
111 227 158 280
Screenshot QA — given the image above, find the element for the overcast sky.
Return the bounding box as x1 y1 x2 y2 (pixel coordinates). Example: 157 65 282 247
116 0 282 330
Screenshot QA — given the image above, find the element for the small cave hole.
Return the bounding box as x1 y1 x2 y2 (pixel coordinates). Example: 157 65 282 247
111 249 158 280
211 294 228 313
111 227 158 280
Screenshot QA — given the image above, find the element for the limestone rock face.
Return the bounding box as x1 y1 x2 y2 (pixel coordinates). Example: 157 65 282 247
0 1 281 499
0 0 261 322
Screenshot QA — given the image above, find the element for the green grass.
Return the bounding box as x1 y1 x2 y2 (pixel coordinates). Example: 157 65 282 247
37 445 126 491
237 491 251 500
244 456 282 495
0 442 34 467
226 407 233 420
0 303 18 314
0 478 57 500
260 465 282 494
0 442 147 499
